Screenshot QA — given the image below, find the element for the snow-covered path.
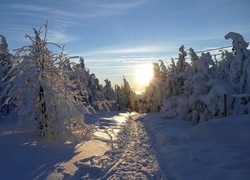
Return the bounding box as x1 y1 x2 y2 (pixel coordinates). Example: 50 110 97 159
0 112 164 179
99 113 164 179
76 113 165 179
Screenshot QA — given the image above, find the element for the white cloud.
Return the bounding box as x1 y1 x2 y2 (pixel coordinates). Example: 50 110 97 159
88 44 177 54
47 30 75 43
10 0 149 20
86 0 147 10
7 1 149 44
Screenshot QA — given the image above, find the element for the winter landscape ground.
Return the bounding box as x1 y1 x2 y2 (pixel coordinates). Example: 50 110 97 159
1 111 250 180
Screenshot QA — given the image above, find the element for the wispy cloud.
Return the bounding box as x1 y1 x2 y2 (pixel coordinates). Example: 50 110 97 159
11 4 50 12
88 44 177 54
9 4 74 22
86 0 147 10
9 0 148 19
6 0 149 44
47 30 75 43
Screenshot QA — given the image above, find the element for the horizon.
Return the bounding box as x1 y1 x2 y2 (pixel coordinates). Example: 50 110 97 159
1 0 250 93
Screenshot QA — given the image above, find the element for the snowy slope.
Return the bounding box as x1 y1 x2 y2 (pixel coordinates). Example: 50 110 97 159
142 113 250 180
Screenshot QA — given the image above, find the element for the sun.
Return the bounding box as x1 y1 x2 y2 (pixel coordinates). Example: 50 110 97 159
136 64 153 85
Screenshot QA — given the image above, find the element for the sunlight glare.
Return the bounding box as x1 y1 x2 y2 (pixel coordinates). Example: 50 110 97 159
136 64 153 85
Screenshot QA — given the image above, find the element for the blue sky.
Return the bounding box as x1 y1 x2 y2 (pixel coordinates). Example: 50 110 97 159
1 0 250 93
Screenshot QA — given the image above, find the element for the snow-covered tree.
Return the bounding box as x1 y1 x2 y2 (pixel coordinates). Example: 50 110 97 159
71 58 112 112
72 58 92 106
186 51 217 121
117 76 136 111
159 60 168 81
2 24 91 141
87 73 102 104
0 35 12 72
160 32 250 121
103 78 115 101
0 35 13 114
101 78 118 110
203 33 250 118
142 62 165 112
225 32 250 94
224 32 250 115
114 84 123 111
161 46 190 118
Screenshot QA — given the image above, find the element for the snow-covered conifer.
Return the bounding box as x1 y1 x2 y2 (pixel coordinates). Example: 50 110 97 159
161 46 189 118
2 24 91 141
117 76 136 111
162 33 250 120
72 58 91 106
143 62 167 112
225 32 250 93
224 32 250 115
162 46 217 120
159 60 168 81
186 51 217 121
103 78 115 101
114 84 123 111
0 35 13 114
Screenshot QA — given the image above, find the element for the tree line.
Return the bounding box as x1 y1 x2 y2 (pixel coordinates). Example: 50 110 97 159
139 32 250 122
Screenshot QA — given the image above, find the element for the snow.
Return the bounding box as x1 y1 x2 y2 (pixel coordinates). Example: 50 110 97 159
1 111 250 179
0 112 115 179
142 113 250 180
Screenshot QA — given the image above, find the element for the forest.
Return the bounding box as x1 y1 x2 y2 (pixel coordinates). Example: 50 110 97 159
0 24 250 142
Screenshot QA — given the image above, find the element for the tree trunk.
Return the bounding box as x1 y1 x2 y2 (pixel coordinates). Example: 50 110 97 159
37 85 47 135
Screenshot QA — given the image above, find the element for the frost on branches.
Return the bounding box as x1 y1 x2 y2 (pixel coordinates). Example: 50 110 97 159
1 24 92 141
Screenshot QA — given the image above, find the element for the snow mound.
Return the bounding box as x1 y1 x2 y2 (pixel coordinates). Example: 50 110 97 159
142 113 250 180
181 115 250 143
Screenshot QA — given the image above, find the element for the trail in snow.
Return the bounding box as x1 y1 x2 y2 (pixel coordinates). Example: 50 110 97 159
75 113 165 180
0 112 165 179
2 112 250 179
